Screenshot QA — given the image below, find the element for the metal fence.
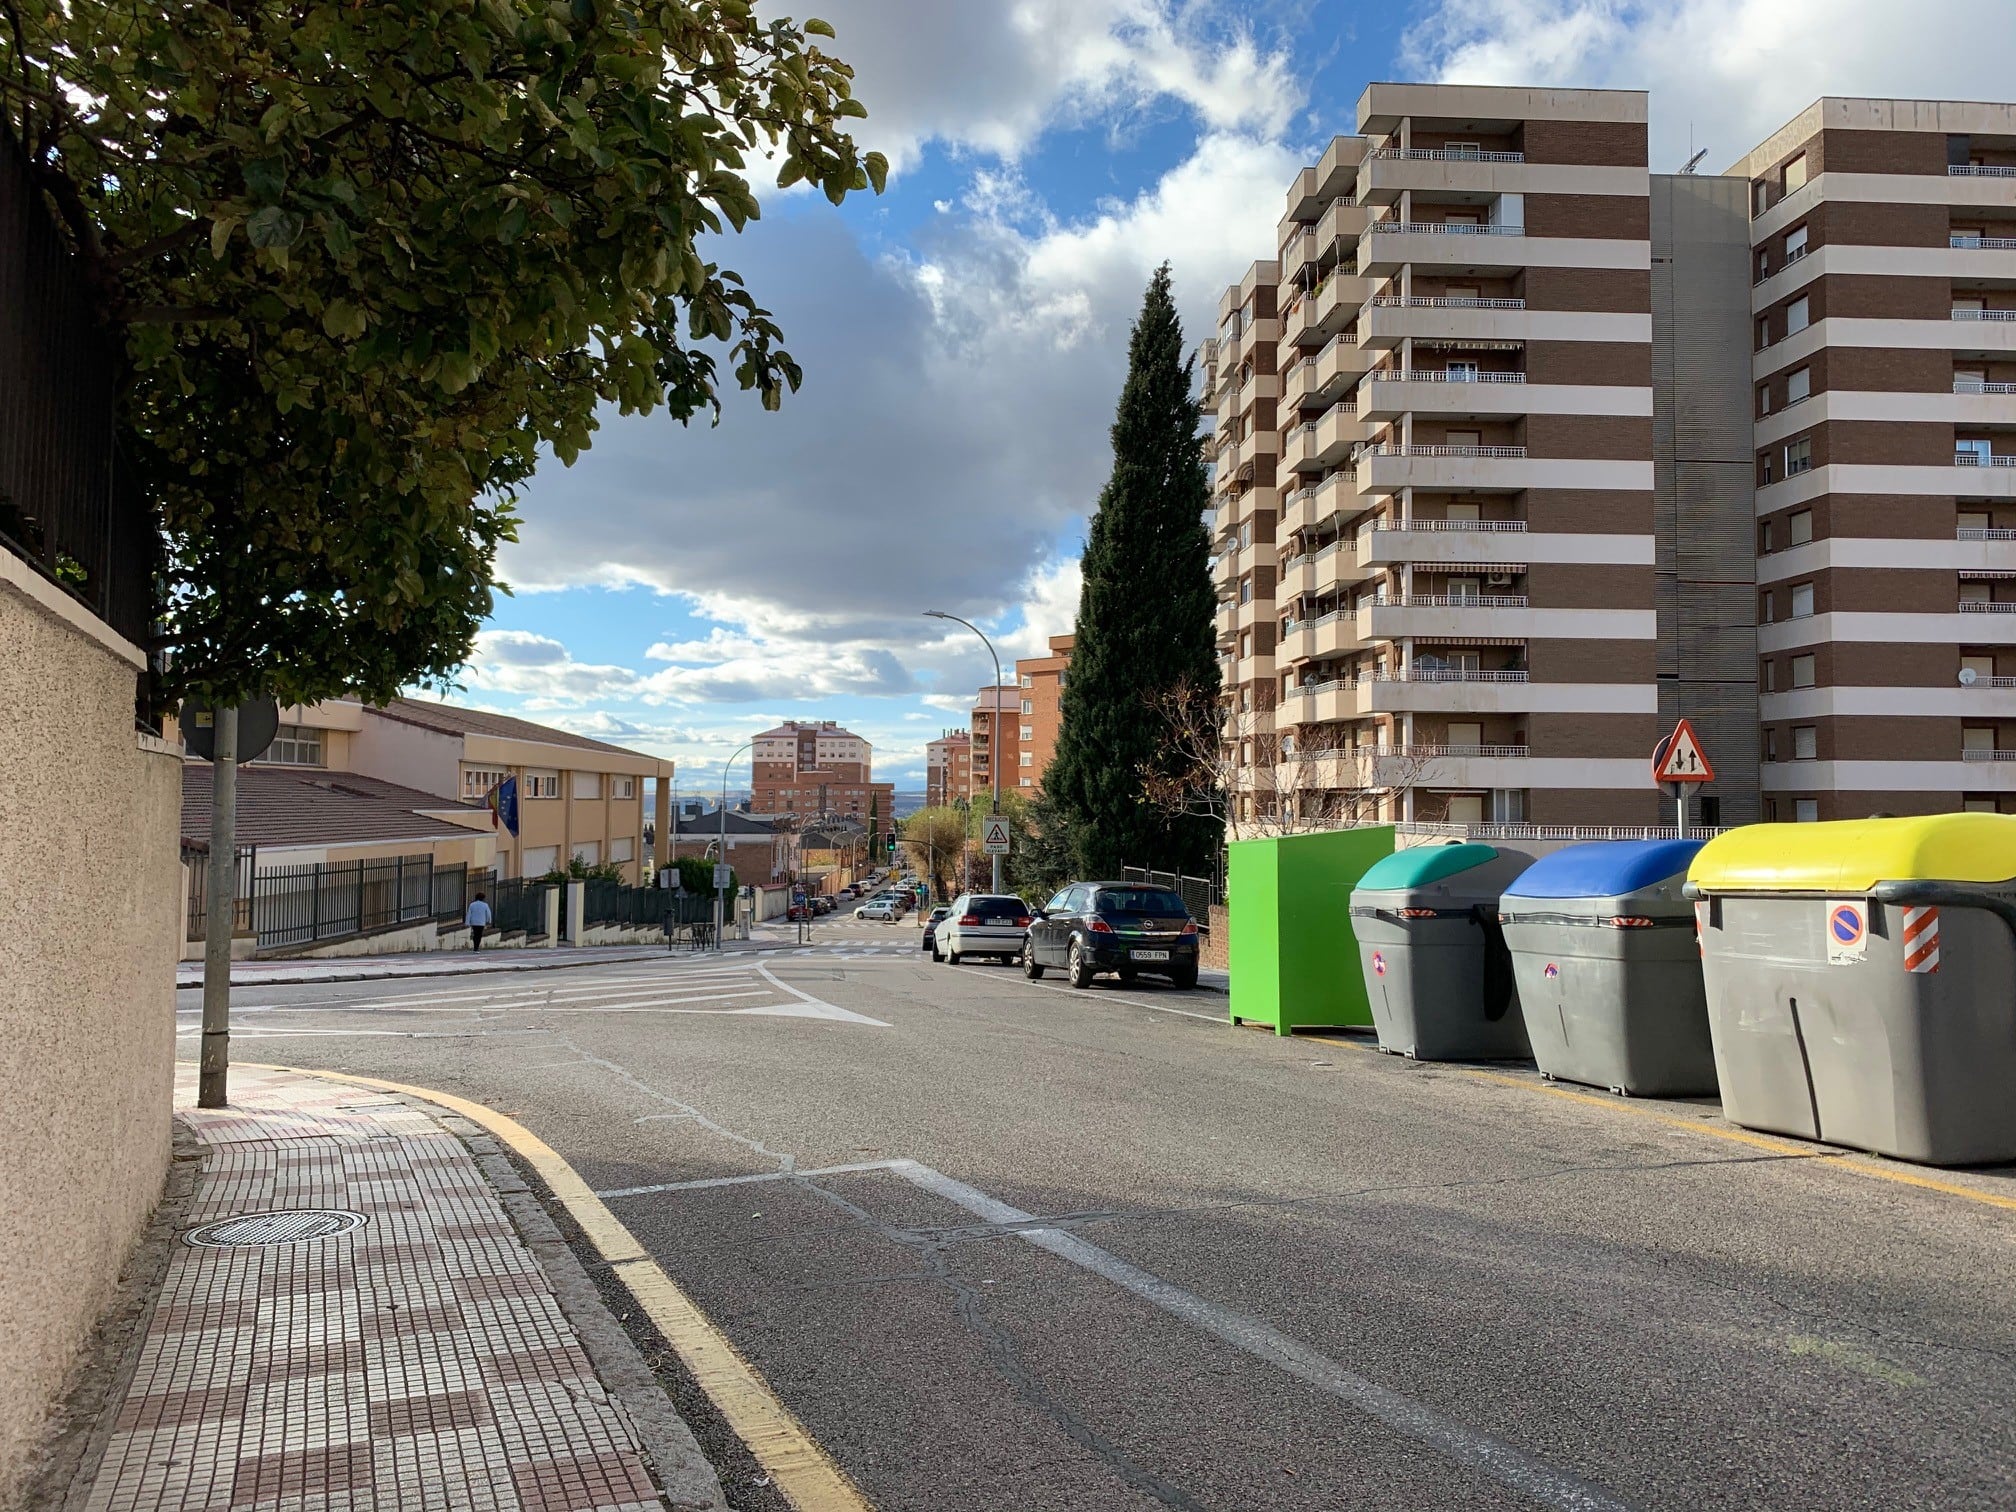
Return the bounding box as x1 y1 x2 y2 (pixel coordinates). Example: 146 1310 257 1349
486 875 549 940
0 124 160 650
585 880 715 929
1120 866 1225 924
183 842 257 942
254 853 449 950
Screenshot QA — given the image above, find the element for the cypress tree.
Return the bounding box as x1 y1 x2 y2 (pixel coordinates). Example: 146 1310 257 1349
1049 264 1221 878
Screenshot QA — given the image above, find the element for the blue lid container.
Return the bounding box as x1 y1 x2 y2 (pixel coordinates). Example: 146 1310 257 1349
1502 838 1705 901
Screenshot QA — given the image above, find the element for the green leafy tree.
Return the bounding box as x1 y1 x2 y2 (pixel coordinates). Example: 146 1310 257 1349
898 806 967 901
1006 791 1075 902
672 855 735 896
1047 264 1220 877
539 853 625 885
2 1 884 704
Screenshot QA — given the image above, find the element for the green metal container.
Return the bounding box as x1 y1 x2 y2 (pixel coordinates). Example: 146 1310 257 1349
1228 827 1396 1035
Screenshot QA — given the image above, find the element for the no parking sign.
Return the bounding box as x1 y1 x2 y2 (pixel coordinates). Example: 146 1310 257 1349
1825 900 1868 964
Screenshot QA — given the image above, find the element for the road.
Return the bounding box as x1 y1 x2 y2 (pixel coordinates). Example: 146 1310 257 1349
175 923 2016 1512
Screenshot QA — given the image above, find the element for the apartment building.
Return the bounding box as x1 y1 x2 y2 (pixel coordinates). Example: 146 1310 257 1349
925 730 972 806
1737 98 2016 818
747 718 896 837
252 698 672 881
968 685 1020 806
1012 634 1074 792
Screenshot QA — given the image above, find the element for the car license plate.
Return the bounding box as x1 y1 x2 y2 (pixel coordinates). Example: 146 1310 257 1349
1130 949 1170 962
986 917 1013 926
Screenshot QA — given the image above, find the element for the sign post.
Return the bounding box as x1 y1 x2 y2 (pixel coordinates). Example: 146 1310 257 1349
1651 717 1716 837
982 815 1011 858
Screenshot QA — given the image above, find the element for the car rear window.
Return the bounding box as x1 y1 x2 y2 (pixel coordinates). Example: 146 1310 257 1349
1095 889 1188 917
969 896 1029 912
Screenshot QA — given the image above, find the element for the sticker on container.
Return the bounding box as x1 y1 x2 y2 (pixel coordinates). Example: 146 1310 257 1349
1371 950 1387 977
1542 962 1560 980
1901 905 1940 974
1694 898 1710 956
1825 901 1868 964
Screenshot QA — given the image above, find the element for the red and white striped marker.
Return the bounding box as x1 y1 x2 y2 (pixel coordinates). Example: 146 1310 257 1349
1901 905 1940 974
1694 899 1710 956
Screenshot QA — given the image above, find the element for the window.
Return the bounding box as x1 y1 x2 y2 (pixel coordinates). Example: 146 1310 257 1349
1792 654 1816 688
1491 789 1526 823
1763 659 1777 692
1958 438 1991 465
525 771 559 799
1785 296 1810 335
1443 140 1482 159
1020 776 1033 787
1785 224 1808 261
1761 591 1774 623
462 767 509 800
1964 727 1997 755
1444 794 1486 823
1793 726 1818 760
1764 728 1778 761
1760 520 1774 553
1785 437 1813 476
1790 510 1813 546
1795 799 1819 823
1756 248 1770 280
1239 632 1252 658
1446 360 1480 382
1446 430 1481 449
1955 297 1985 318
1239 577 1252 604
1698 796 1722 827
1963 654 1996 681
1020 698 1034 716
1752 180 1769 217
265 724 325 766
1786 367 1811 404
1019 725 1033 741
1790 582 1815 618
522 845 559 875
572 771 602 800
1963 581 1991 604
1756 316 1771 350
573 842 601 866
1957 368 1986 392
609 836 634 863
613 776 635 800
1783 154 1808 193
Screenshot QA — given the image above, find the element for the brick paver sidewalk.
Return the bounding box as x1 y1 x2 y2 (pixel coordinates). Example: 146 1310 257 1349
76 1067 687 1511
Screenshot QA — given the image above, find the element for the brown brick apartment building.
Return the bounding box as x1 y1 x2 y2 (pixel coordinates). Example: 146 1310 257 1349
925 730 972 806
748 719 895 840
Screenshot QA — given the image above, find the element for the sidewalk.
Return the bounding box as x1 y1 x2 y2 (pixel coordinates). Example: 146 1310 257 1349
174 938 780 989
63 1066 723 1511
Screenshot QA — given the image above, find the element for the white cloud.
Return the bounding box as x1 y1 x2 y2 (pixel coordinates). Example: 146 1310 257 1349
462 631 641 703
1402 0 2016 171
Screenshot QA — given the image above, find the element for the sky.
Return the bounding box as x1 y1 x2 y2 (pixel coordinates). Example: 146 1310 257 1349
449 0 2016 793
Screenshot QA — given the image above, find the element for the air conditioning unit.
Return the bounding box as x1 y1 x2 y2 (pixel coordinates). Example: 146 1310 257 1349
1485 573 1514 587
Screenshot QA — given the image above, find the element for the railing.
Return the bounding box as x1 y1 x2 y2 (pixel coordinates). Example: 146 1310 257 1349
1359 443 1529 459
1396 821 1728 842
1387 743 1530 758
0 124 161 651
1371 147 1525 163
1374 518 1528 533
1959 600 2016 613
1954 452 2016 466
1959 527 2016 540
1951 164 2016 177
253 853 443 950
488 875 551 939
1961 749 2016 761
1367 369 1527 383
583 878 711 929
1383 593 1529 609
1119 865 1224 918
1961 674 2016 687
1367 295 1526 310
1368 221 1523 235
1955 381 2016 395
182 842 257 942
1951 235 2016 250
1396 668 1530 683
1952 308 2016 321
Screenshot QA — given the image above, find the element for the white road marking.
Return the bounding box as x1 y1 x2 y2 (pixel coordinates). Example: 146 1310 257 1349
597 1159 909 1200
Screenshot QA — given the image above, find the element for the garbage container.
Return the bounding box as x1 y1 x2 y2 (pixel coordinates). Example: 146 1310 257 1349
1350 844 1534 1060
1688 813 2016 1165
1497 839 1715 1097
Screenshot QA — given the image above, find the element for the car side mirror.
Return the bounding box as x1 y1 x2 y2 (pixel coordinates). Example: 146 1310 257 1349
1031 909 1047 920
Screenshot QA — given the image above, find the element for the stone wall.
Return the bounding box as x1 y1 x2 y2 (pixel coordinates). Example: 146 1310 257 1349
1203 904 1230 971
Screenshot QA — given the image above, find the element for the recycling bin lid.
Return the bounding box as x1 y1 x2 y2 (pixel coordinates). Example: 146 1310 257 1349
1690 813 2016 894
1355 842 1502 891
1503 838 1704 901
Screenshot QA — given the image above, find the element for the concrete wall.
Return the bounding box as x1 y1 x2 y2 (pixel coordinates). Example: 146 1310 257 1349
0 551 181 1503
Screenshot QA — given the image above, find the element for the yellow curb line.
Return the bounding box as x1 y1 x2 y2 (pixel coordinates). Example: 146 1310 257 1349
256 1064 875 1512
1300 1035 2016 1215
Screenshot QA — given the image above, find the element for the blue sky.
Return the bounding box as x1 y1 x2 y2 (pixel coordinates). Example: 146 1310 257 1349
444 0 2016 792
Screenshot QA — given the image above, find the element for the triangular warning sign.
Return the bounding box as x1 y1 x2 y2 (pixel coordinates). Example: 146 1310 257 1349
983 817 1010 845
1653 718 1715 784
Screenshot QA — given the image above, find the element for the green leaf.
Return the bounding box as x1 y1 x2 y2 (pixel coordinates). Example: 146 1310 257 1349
802 17 836 36
863 151 888 195
245 205 303 248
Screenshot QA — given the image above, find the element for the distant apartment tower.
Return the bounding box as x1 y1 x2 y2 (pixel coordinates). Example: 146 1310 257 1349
968 686 1020 805
1012 634 1074 792
925 730 972 807
1736 98 2016 818
748 718 894 835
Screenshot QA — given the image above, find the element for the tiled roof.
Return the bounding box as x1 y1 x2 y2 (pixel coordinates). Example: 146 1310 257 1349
182 765 489 850
375 697 642 757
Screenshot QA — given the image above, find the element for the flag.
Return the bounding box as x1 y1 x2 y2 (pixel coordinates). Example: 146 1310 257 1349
488 777 520 837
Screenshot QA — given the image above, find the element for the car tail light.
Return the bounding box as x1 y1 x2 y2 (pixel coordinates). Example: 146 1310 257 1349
958 915 980 926
1181 920 1198 936
1015 916 1031 927
1088 918 1114 933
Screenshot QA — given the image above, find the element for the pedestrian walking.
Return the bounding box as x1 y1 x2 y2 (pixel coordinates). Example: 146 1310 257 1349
466 891 492 950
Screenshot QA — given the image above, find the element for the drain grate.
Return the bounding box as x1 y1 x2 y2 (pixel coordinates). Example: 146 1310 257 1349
184 1209 369 1248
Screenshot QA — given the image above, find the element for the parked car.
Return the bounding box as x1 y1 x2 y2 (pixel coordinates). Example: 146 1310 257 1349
786 902 812 922
920 905 951 953
855 899 902 922
934 893 1033 964
811 896 835 915
1023 882 1200 989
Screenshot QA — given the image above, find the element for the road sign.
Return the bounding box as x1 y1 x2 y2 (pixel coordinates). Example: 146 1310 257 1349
181 697 280 763
713 863 733 889
1652 718 1715 784
1826 900 1868 964
982 815 1011 855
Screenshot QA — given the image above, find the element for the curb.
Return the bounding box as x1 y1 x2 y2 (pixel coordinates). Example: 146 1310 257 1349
172 940 797 989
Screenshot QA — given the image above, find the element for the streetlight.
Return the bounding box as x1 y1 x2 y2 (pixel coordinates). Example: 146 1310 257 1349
924 610 1005 893
717 740 754 945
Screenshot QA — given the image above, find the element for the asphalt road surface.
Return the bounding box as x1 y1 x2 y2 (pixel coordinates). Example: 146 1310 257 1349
175 933 2016 1512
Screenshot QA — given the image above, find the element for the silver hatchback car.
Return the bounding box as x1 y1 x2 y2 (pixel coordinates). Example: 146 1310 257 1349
933 893 1033 963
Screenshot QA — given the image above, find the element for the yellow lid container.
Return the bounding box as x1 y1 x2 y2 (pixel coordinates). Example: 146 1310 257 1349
1689 814 2016 894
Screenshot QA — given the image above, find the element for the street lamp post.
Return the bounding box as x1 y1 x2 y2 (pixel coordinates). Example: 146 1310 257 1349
717 741 753 946
924 610 1005 893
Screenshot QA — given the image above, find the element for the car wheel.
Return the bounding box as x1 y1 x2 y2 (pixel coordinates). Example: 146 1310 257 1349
947 949 962 965
1170 964 1199 990
1117 969 1138 984
1067 939 1095 990
1022 941 1045 980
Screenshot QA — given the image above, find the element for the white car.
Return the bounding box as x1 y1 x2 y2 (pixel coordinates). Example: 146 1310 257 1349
854 900 901 922
933 893 1033 963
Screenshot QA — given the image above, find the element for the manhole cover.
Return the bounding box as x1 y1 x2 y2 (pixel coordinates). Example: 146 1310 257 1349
184 1209 368 1248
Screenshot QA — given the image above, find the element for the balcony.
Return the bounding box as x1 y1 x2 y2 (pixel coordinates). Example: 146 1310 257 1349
1959 600 2016 613
1284 400 1363 473
1359 294 1528 350
1955 452 2016 468
1359 221 1527 276
1361 149 1533 207
1363 594 1529 641
1355 443 1529 496
1951 235 2016 250
1952 165 2016 178
1279 606 1365 662
1359 368 1529 421
1359 519 1528 568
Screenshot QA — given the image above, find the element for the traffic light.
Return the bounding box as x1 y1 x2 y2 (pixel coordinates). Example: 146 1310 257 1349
886 830 897 856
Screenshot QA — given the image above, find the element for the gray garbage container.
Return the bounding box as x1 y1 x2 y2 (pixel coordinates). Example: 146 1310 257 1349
1497 838 1715 1097
1689 814 2016 1165
1350 843 1534 1060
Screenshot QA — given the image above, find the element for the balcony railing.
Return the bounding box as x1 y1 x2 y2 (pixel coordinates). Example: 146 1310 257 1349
1367 295 1526 310
1952 308 2016 321
1959 527 2016 540
1366 369 1528 384
1955 380 2016 395
1358 443 1529 459
1396 821 1729 842
1368 221 1524 236
1961 674 2016 687
1374 518 1528 533
1959 600 2016 612
1370 147 1525 164
1398 668 1530 683
1387 593 1529 609
1962 748 2016 761
1955 452 2016 466
1951 164 2016 178
1951 235 2016 250
1386 743 1530 758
